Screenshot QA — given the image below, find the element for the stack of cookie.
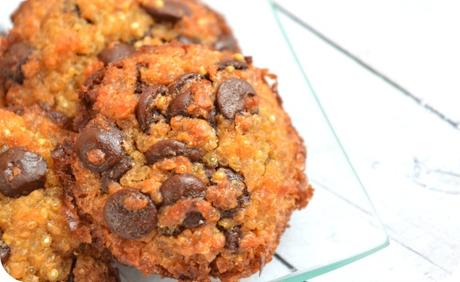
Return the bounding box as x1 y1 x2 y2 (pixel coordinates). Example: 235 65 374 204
0 1 313 281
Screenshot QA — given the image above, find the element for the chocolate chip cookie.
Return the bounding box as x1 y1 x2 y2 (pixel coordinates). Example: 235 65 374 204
0 0 238 121
65 44 313 281
0 107 119 282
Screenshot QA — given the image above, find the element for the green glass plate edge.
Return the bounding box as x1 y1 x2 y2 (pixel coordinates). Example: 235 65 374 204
273 242 389 282
268 1 390 281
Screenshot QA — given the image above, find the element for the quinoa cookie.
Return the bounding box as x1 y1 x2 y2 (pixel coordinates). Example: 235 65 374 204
0 0 239 121
64 44 313 281
69 245 120 282
0 108 119 282
0 34 7 107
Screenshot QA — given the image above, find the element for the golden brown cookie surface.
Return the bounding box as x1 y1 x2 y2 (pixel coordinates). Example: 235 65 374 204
66 44 313 281
0 0 238 121
0 108 118 282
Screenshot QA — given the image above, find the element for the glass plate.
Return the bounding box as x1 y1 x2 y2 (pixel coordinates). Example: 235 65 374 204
0 1 388 281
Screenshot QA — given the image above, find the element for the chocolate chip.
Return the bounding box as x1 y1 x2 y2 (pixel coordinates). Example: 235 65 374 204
160 174 206 205
166 73 209 118
214 34 240 52
80 68 105 106
76 121 124 173
98 43 135 65
72 106 95 132
39 102 71 128
168 73 204 95
217 78 256 119
0 42 33 83
220 209 237 219
158 226 183 237
141 0 191 23
102 156 133 182
52 140 75 188
100 156 133 193
159 207 205 235
176 35 201 45
224 225 241 251
217 60 248 71
0 239 10 263
182 211 205 229
136 84 168 132
76 68 105 128
134 63 148 94
207 108 217 128
104 189 157 240
0 147 47 198
167 90 192 117
222 168 244 182
145 140 203 164
101 156 133 193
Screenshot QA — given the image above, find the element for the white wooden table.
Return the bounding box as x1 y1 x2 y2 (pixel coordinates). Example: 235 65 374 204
274 1 460 281
1 1 459 281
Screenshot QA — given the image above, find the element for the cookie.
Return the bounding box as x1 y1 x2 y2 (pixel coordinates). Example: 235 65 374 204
0 107 118 282
0 0 238 122
65 44 313 281
0 35 7 107
68 245 120 282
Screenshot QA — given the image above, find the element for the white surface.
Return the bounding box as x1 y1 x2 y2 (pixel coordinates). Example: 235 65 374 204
1 0 459 281
0 1 17 29
275 1 460 282
278 0 460 126
444 268 460 282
